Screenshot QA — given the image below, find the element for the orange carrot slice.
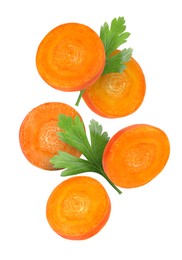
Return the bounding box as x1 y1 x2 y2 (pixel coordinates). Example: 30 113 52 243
19 102 82 170
46 176 111 240
83 53 146 118
102 124 170 188
36 23 105 92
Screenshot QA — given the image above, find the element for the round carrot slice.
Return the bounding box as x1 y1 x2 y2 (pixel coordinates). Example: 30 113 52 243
103 124 170 188
46 176 111 240
19 102 82 170
83 54 146 118
36 23 105 92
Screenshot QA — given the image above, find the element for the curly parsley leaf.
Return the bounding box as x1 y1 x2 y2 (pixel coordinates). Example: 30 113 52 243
50 114 122 194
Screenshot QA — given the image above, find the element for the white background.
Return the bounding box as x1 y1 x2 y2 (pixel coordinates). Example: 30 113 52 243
1 0 182 259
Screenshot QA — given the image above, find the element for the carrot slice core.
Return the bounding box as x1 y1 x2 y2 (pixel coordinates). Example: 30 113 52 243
103 124 170 188
19 102 82 170
36 23 105 91
46 176 111 240
83 56 146 118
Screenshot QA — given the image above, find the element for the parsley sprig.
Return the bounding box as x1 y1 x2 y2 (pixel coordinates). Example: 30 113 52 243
100 16 132 75
50 114 122 194
75 16 133 106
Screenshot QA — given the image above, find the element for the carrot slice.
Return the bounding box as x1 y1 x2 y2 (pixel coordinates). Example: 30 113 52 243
19 102 82 170
36 23 105 92
46 176 111 240
102 124 170 188
83 53 146 118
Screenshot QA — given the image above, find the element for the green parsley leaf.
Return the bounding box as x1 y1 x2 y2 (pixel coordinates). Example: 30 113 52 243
89 119 110 164
100 17 130 57
57 114 92 162
75 16 133 106
102 48 133 74
50 114 122 194
100 17 133 75
51 152 98 176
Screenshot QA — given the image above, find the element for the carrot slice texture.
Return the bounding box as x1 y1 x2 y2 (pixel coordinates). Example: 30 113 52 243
36 23 105 92
46 176 111 240
83 54 146 118
103 124 170 188
19 102 82 170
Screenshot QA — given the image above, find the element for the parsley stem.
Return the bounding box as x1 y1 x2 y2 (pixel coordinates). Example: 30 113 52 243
75 89 85 106
100 169 122 194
